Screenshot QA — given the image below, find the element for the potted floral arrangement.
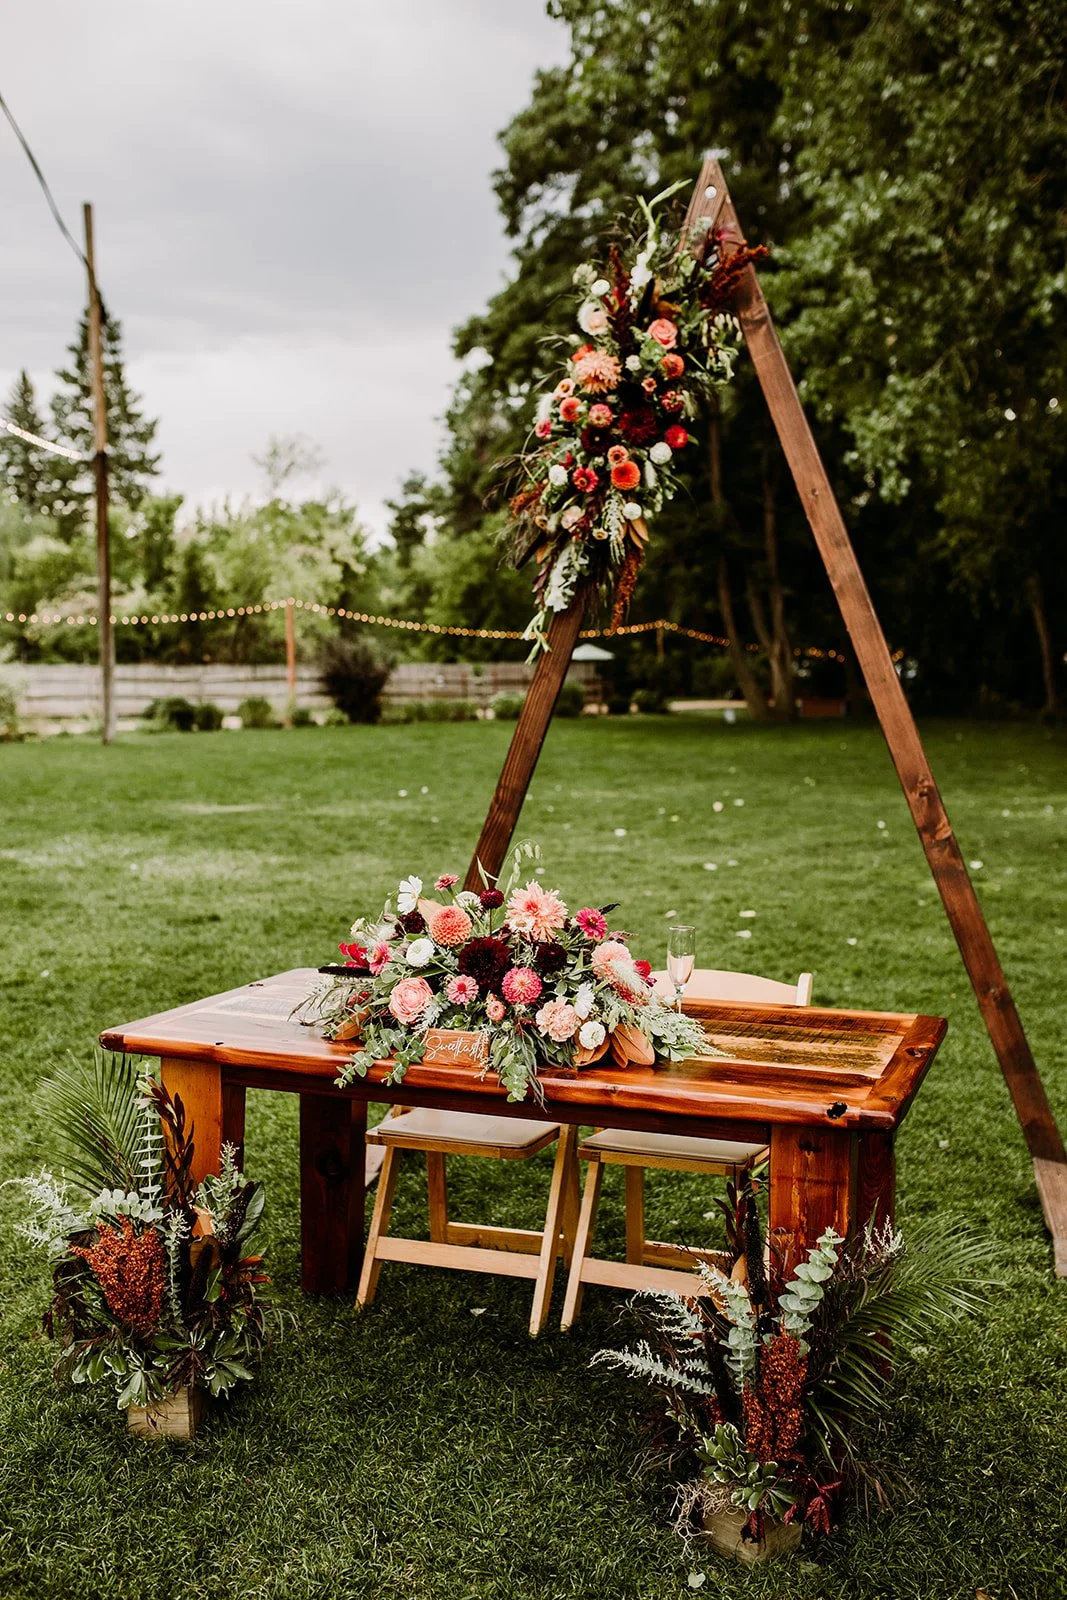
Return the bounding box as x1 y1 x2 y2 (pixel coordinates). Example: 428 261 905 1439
595 1176 987 1563
13 1051 272 1437
298 848 710 1102
505 185 767 650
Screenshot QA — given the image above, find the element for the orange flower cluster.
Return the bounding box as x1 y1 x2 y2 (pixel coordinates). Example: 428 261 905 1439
743 1331 807 1463
74 1217 166 1338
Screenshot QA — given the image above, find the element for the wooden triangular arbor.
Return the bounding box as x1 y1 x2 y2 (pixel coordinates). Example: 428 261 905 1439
463 156 1067 1275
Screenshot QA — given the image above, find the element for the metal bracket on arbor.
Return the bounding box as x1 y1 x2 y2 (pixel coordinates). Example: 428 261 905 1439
464 156 1067 1275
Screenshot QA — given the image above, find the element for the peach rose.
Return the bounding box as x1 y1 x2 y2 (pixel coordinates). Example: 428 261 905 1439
388 976 433 1025
647 318 678 349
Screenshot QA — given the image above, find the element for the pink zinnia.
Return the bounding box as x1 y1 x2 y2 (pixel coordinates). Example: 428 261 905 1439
535 999 579 1043
573 349 621 395
506 881 568 943
428 905 473 947
486 994 506 1022
501 967 542 1006
434 873 458 890
446 973 479 1005
607 445 629 468
575 907 607 940
588 403 613 427
368 941 391 976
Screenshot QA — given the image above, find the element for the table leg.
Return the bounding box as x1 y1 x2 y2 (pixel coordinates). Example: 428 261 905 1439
299 1095 367 1293
769 1125 856 1273
855 1129 895 1234
160 1056 243 1184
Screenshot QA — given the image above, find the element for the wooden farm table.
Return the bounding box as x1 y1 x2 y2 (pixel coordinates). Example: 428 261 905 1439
101 969 946 1294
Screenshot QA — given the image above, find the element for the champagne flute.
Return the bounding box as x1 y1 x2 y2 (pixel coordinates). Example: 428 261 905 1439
666 924 696 1012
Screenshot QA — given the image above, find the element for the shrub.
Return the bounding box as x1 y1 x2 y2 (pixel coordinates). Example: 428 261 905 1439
554 679 586 718
0 684 20 742
319 636 393 724
382 699 480 724
289 705 315 727
321 707 349 727
490 691 526 721
192 701 224 731
145 696 197 732
633 687 670 714
606 694 632 716
237 696 279 729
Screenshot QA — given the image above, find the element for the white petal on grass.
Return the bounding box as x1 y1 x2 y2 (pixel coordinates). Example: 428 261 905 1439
397 789 408 798
420 785 429 794
470 1307 487 1317
702 862 717 871
970 860 984 870
670 814 680 822
938 1139 950 1151
877 820 886 830
727 859 738 867
733 798 744 807
40 969 50 978
688 1575 707 1591
665 909 677 919
712 801 724 813
614 827 627 837
739 909 756 918
846 937 858 946
735 929 752 939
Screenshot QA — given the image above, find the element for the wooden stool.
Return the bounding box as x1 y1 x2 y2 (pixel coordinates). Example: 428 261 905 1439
560 967 811 1329
357 1109 579 1337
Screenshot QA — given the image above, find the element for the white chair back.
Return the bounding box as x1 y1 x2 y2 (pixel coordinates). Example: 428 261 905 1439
652 967 812 1007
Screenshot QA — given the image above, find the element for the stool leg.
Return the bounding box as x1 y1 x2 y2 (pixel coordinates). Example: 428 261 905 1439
624 1166 645 1264
426 1153 449 1243
529 1126 578 1338
560 1159 605 1332
356 1146 401 1309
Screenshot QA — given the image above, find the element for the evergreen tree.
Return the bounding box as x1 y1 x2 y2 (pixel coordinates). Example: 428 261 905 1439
50 310 161 530
0 370 57 514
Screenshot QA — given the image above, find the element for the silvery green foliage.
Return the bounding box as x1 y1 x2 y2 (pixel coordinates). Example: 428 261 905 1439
696 1260 758 1387
87 1188 163 1227
134 1072 166 1210
8 1170 82 1252
164 1209 191 1328
644 1005 718 1061
699 1423 798 1518
778 1226 844 1351
593 1290 719 1398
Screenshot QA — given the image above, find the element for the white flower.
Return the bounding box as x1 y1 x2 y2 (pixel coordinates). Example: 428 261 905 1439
406 937 434 967
397 875 422 913
622 501 642 519
590 277 610 296
548 464 569 487
649 441 672 465
573 262 596 288
574 982 595 1019
579 1019 606 1050
535 393 553 425
625 355 642 372
630 258 653 292
578 300 609 336
560 504 584 530
455 890 480 909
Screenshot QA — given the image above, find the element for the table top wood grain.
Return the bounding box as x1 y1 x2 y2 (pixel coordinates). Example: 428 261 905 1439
100 969 947 1135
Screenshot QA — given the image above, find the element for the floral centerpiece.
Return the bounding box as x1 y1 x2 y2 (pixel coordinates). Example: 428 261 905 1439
506 186 767 651
595 1175 986 1560
297 850 709 1102
14 1052 272 1431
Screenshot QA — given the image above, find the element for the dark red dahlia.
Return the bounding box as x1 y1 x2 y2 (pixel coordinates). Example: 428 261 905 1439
618 406 658 446
534 941 567 976
479 888 505 910
579 425 611 456
457 937 511 992
398 911 426 935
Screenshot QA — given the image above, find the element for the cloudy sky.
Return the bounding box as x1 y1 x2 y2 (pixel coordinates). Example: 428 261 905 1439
1 1 567 535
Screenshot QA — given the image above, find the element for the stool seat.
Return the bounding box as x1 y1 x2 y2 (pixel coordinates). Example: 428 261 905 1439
367 1108 559 1159
580 1128 767 1170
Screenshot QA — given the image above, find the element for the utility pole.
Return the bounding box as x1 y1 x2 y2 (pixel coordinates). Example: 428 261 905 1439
84 203 114 744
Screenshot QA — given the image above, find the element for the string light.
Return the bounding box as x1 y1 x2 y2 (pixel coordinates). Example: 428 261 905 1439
1 597 896 661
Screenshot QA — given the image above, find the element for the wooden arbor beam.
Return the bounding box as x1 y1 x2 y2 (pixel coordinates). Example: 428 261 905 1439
694 155 1066 1269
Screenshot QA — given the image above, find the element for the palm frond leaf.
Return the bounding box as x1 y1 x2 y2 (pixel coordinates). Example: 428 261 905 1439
37 1049 146 1198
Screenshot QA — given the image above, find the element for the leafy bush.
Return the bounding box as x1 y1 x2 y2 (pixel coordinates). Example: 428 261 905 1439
145 696 197 732
554 679 586 718
237 695 279 729
490 691 526 720
321 707 349 727
633 687 670 714
319 637 393 724
0 683 20 742
289 705 315 727
381 699 480 725
192 701 224 731
606 694 632 716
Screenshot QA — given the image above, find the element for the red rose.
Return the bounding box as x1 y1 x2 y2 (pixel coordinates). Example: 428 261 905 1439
610 460 641 490
573 465 599 493
647 318 678 349
662 352 684 378
664 425 689 449
559 396 582 422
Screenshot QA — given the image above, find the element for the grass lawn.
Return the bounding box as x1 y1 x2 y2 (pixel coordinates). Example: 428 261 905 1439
1 715 1065 1600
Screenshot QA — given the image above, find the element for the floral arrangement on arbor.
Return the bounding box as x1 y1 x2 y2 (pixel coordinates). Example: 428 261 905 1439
14 1052 272 1412
595 1176 987 1547
508 186 768 651
297 847 709 1102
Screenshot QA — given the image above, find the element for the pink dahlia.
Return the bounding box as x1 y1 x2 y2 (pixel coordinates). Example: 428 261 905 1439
388 976 433 1025
535 418 552 440
535 998 579 1042
573 350 622 395
434 873 459 890
486 994 507 1022
428 905 473 947
446 973 479 1005
575 907 608 940
502 967 542 1006
506 881 568 943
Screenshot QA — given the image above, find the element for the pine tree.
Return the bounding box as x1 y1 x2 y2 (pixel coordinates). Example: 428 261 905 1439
0 370 57 514
50 309 161 529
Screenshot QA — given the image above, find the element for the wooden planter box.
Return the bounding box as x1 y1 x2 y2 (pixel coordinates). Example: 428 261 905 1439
127 1384 205 1439
701 1505 801 1565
